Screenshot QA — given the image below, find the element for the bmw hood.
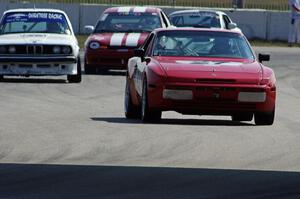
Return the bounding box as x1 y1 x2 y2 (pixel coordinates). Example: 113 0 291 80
0 33 76 46
155 57 262 84
87 32 149 47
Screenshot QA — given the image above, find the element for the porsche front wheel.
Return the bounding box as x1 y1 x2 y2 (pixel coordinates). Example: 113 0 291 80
231 113 253 122
124 78 140 119
254 108 275 125
141 78 161 122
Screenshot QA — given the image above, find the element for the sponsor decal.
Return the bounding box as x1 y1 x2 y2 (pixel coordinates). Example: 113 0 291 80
4 12 65 23
133 7 147 13
176 60 242 66
117 7 131 13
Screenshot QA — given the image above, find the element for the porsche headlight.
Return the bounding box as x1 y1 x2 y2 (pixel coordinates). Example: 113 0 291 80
53 46 61 54
62 46 71 54
89 41 100 50
8 46 16 54
0 46 6 54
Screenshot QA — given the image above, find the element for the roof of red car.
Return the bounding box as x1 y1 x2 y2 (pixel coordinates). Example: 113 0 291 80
104 6 161 13
154 27 243 35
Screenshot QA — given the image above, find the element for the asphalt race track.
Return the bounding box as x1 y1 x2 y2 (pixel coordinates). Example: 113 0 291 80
1 47 300 198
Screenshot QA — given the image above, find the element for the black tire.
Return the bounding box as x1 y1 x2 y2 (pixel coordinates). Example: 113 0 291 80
124 78 141 119
84 62 96 74
98 68 109 75
0 75 3 81
68 57 82 83
231 113 253 122
254 108 275 125
141 78 161 123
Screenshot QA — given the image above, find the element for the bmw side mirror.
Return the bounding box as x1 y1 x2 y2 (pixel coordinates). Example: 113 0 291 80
134 49 145 58
228 22 237 30
85 25 94 34
258 53 270 63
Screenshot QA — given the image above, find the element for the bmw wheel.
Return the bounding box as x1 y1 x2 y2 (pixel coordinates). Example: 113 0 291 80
68 57 82 83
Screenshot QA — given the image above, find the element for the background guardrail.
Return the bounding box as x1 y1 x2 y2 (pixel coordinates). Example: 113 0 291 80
1 0 289 10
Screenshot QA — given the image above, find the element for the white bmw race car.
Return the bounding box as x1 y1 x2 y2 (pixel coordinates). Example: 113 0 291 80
0 9 81 83
169 10 241 32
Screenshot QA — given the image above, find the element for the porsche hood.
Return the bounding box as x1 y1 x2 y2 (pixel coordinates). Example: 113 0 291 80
155 57 263 84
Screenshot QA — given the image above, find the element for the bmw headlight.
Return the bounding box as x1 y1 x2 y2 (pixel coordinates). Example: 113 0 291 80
53 46 61 54
8 46 16 54
62 46 71 54
89 41 100 50
0 46 6 54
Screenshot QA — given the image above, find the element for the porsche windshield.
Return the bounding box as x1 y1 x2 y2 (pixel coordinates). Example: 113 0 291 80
170 12 221 28
0 12 71 35
94 12 161 33
153 31 255 59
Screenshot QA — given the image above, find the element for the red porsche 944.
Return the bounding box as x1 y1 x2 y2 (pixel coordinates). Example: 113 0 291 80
125 28 276 125
84 6 170 73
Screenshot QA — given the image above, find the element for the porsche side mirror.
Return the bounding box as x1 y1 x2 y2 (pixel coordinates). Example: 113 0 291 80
134 49 145 58
228 22 237 30
85 25 94 34
258 53 270 63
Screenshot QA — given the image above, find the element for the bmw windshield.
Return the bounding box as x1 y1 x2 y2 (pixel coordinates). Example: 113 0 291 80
94 12 161 33
0 12 71 35
153 30 255 60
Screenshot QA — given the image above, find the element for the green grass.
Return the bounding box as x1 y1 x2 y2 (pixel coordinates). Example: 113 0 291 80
76 35 289 49
77 35 88 49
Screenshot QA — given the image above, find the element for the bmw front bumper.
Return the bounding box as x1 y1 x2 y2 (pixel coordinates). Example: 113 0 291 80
0 56 78 75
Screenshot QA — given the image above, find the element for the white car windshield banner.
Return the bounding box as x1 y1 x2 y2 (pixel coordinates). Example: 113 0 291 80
3 12 66 23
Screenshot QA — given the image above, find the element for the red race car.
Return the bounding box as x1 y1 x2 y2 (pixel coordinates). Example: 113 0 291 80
125 28 276 125
84 6 171 73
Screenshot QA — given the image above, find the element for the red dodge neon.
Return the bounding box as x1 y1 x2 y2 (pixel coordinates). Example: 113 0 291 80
84 6 170 73
125 28 276 125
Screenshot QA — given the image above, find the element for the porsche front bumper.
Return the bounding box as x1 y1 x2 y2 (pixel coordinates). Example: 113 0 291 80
85 48 134 69
148 83 276 115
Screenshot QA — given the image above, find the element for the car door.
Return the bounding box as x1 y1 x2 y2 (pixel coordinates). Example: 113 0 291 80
134 33 155 96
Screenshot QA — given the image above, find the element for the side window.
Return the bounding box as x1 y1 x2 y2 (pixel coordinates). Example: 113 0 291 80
223 15 231 29
160 11 169 27
170 16 183 26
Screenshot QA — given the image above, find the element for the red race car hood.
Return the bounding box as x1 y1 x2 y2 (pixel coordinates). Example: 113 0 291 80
88 32 149 47
155 57 262 84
